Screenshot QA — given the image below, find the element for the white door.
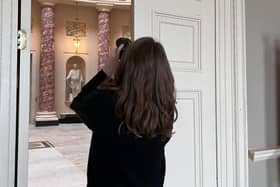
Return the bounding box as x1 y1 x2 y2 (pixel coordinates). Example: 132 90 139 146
134 0 217 186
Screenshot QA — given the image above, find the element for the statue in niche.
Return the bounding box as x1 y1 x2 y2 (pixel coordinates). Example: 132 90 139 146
66 63 84 102
66 56 85 104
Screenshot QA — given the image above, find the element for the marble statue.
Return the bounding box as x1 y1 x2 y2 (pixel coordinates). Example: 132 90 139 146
66 63 84 102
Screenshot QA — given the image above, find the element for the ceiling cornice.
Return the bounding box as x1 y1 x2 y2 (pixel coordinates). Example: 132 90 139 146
38 0 131 9
96 3 114 12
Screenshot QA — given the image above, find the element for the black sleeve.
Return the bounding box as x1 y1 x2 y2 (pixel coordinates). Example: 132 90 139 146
70 70 107 131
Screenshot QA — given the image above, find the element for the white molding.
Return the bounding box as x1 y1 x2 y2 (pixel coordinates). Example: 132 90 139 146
152 11 201 72
0 0 18 187
177 90 203 187
216 0 248 187
48 0 131 9
233 0 248 186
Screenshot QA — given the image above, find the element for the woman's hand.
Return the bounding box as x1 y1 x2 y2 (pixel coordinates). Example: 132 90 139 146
102 44 124 78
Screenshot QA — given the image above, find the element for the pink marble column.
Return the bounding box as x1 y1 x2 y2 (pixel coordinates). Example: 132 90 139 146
39 5 55 111
36 2 58 126
97 9 111 70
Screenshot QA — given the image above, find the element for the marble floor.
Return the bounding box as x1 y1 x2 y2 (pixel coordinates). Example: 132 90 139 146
28 123 91 187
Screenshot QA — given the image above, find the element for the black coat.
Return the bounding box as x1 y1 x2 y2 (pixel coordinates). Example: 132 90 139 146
70 70 168 187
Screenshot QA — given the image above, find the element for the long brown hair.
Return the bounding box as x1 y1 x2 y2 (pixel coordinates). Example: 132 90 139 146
114 37 177 140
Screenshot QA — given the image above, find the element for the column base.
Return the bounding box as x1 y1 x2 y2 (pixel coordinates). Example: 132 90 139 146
35 111 59 127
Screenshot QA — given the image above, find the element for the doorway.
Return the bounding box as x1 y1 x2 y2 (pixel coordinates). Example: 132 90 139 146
28 0 132 186
28 0 219 186
10 0 248 186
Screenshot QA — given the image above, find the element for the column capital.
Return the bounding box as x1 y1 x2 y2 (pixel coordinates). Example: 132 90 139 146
96 4 114 12
38 0 56 7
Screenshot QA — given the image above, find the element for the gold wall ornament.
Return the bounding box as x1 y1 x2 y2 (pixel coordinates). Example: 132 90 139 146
65 2 87 37
65 20 87 37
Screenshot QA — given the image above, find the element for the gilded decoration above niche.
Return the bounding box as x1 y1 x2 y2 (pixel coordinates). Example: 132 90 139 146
65 20 87 37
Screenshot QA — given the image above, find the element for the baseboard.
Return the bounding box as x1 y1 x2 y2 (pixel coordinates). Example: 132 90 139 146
59 113 82 123
35 120 59 127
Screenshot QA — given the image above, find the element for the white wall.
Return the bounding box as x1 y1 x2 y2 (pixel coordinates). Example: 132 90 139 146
246 0 280 186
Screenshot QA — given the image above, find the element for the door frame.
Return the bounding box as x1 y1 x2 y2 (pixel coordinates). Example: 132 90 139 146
17 0 31 186
0 0 19 187
0 0 248 186
216 0 248 186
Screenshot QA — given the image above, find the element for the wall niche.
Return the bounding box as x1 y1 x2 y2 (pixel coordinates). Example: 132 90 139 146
65 56 86 105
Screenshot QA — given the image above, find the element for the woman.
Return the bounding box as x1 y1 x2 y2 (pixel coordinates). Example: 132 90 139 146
70 37 177 187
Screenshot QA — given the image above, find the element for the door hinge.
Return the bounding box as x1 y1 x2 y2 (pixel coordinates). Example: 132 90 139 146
17 30 27 50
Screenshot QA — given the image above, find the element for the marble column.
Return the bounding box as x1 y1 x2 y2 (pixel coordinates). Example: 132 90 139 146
35 2 59 126
97 5 112 70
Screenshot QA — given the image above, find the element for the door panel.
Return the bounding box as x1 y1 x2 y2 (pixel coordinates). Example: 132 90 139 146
165 91 202 187
153 12 201 71
134 0 217 186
